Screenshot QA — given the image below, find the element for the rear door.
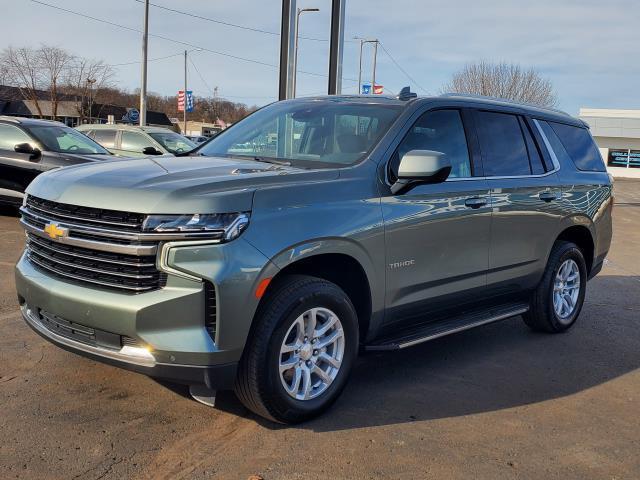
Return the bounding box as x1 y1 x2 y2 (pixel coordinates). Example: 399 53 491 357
473 109 564 295
92 129 119 154
382 108 491 324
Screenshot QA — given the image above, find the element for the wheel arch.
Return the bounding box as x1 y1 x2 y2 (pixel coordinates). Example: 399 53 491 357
554 219 596 274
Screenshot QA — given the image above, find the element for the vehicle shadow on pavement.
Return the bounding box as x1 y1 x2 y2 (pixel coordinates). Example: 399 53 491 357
228 273 639 431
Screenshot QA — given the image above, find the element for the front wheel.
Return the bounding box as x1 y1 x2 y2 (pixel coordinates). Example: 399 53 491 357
235 275 359 423
523 241 587 333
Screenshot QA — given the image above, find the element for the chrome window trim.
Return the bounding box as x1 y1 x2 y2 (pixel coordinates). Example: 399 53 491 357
532 118 562 171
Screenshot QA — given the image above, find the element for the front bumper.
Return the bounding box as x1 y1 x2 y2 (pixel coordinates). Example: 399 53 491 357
20 304 237 388
15 235 275 388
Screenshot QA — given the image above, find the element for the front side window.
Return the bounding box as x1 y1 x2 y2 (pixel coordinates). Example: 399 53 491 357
475 111 531 176
120 131 155 152
390 109 472 181
26 125 109 154
0 124 34 150
148 131 196 154
198 100 402 168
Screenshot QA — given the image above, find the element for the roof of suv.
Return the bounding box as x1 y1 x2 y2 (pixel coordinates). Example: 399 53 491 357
76 124 174 133
294 93 583 127
0 116 66 127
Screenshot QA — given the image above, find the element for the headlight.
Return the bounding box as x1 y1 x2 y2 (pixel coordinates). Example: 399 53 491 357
142 212 250 241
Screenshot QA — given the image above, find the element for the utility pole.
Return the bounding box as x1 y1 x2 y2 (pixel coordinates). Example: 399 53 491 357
183 50 187 136
357 39 364 94
86 78 96 123
292 7 319 98
327 0 345 95
354 37 378 94
371 40 378 95
139 0 149 126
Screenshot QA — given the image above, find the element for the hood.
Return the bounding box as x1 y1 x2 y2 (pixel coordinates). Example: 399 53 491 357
27 155 339 214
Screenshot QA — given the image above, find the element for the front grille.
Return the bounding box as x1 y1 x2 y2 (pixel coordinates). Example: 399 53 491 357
26 233 165 293
25 195 145 231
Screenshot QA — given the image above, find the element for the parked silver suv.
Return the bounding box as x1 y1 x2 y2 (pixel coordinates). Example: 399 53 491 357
15 91 612 423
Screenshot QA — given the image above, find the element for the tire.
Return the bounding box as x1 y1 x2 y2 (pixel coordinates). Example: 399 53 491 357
234 275 359 424
523 241 587 333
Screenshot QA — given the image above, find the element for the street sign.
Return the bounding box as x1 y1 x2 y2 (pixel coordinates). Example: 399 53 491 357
122 108 140 123
178 90 194 112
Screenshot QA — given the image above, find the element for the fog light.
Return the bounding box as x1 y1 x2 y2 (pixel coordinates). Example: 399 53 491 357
119 345 155 362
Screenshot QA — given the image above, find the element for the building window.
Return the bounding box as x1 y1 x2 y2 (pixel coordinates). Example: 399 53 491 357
608 150 640 169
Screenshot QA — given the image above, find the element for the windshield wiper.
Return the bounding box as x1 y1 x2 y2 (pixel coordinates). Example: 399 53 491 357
251 156 291 166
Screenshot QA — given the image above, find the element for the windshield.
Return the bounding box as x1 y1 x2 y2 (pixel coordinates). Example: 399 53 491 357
148 131 196 154
197 100 402 168
27 125 110 154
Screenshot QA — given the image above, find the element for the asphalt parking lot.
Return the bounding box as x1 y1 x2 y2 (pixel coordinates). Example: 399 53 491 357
1 180 639 480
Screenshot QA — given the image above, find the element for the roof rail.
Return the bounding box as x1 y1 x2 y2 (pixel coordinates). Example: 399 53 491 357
0 115 21 124
397 86 417 101
440 93 571 117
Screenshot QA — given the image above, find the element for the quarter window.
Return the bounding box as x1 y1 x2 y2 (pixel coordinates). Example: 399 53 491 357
391 109 472 181
547 121 605 172
93 129 117 149
0 124 34 151
475 111 530 176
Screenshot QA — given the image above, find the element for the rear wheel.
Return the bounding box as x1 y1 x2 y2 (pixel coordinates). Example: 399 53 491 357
523 241 587 333
235 275 358 423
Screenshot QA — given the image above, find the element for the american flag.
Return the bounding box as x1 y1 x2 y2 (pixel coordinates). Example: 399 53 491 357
177 90 194 112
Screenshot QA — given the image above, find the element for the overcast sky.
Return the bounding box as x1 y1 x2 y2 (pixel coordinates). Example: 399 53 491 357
3 0 639 114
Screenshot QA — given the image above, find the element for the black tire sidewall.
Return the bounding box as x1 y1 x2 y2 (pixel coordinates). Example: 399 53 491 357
264 280 358 420
545 245 587 331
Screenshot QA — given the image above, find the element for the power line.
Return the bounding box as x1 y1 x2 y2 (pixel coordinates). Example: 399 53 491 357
30 0 358 84
110 51 184 67
134 0 357 43
378 42 429 94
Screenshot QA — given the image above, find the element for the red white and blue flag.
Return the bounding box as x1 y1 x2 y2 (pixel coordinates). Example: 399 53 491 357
178 90 194 112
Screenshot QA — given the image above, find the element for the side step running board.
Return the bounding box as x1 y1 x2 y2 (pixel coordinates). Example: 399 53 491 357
365 303 529 351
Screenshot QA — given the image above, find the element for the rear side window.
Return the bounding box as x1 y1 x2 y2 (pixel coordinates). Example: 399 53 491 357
519 118 546 175
475 111 531 176
93 129 116 149
547 121 605 172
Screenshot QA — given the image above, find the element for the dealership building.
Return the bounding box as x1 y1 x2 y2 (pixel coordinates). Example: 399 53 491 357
579 108 640 178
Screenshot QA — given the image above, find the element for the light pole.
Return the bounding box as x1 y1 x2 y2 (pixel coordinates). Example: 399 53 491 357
86 78 96 123
292 7 319 98
183 50 187 135
139 0 149 126
371 40 378 95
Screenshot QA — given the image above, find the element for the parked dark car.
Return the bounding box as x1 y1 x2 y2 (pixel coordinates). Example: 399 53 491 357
0 116 114 206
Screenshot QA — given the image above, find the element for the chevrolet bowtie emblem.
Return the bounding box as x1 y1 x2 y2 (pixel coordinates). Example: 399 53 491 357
44 222 68 240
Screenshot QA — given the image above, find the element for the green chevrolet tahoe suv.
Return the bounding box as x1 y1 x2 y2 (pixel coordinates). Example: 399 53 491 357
15 92 613 423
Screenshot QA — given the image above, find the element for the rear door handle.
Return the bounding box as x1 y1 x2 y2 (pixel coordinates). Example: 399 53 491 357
465 197 487 209
539 191 559 202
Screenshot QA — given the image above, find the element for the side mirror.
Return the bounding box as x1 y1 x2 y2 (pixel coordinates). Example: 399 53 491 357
391 150 451 194
142 146 163 156
14 143 41 160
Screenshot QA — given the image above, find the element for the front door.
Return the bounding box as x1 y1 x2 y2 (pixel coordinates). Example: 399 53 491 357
381 108 491 324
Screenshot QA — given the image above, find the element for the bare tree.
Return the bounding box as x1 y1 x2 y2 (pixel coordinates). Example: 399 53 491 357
63 58 115 122
443 61 558 108
1 46 45 117
38 45 74 118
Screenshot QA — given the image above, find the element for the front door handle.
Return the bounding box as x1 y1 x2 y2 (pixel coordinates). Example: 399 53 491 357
465 197 487 209
539 191 559 202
